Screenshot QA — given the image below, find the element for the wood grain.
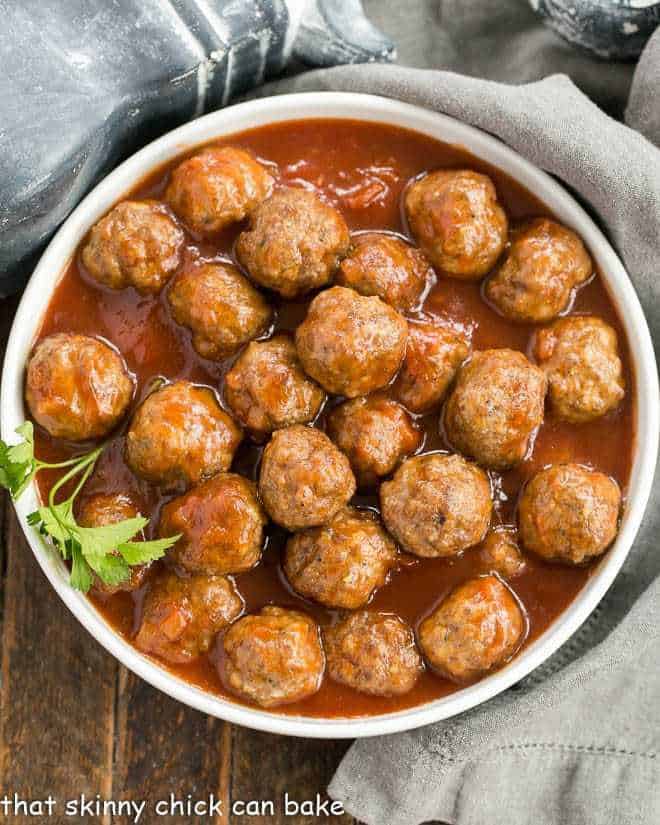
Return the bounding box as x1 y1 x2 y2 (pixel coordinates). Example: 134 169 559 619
230 729 355 825
112 668 229 824
0 504 117 825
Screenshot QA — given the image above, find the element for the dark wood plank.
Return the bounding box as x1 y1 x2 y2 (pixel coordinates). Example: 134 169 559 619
230 728 355 825
0 502 117 825
112 668 229 824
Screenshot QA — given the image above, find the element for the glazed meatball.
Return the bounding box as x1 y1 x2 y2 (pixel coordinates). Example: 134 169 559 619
159 473 266 576
222 606 324 707
325 612 423 696
327 395 421 487
165 146 274 235
478 528 526 579
394 321 470 413
533 316 625 423
26 333 133 441
295 287 408 398
136 570 242 664
81 200 183 294
444 349 547 470
518 464 621 564
236 187 350 298
125 381 242 488
78 493 149 596
258 425 356 531
336 232 432 311
284 507 398 609
485 219 592 322
405 170 507 279
381 453 492 558
224 335 325 437
419 575 525 682
168 262 272 360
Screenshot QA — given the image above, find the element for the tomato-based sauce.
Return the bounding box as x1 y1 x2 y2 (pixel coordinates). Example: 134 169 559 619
32 119 634 718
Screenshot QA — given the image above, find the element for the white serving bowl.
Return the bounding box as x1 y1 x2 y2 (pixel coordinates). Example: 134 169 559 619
2 93 658 739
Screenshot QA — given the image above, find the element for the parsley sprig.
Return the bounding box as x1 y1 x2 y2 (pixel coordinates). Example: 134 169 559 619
0 422 178 592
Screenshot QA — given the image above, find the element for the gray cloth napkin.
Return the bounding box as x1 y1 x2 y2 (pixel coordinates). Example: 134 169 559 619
252 15 660 825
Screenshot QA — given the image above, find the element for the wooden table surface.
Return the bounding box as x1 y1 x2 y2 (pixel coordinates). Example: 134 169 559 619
0 296 363 825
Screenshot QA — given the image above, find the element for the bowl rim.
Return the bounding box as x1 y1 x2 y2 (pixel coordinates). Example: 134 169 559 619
2 91 658 739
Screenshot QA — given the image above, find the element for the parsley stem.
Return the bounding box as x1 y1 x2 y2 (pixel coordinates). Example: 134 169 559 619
47 446 104 509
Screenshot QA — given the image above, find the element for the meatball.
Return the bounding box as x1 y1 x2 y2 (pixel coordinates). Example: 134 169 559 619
136 570 243 664
78 493 149 596
81 200 183 294
258 425 355 531
168 262 272 360
485 219 592 323
26 333 133 441
295 286 408 398
222 606 324 707
533 316 625 423
159 473 267 576
444 349 547 470
325 612 423 696
394 321 470 413
405 170 507 279
326 395 421 487
125 381 242 488
477 528 526 579
336 232 432 311
518 464 621 564
284 507 398 609
381 453 492 558
224 335 325 437
165 146 274 235
419 575 525 682
236 187 349 298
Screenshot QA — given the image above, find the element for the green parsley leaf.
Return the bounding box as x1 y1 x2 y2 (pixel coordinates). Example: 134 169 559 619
11 421 179 593
70 541 93 592
119 535 181 566
0 422 36 499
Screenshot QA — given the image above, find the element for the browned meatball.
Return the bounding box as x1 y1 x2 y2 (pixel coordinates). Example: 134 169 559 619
533 316 625 423
258 425 356 531
418 575 525 682
518 464 621 565
477 528 526 579
325 612 423 696
236 187 350 298
394 320 470 413
165 146 274 235
284 507 398 609
135 570 243 665
159 473 266 576
26 333 133 441
224 335 325 437
445 349 547 470
222 606 324 707
485 219 592 322
381 453 492 558
168 262 272 360
295 286 408 398
78 493 150 596
326 395 421 487
125 381 242 488
405 170 507 279
81 200 183 294
336 232 432 311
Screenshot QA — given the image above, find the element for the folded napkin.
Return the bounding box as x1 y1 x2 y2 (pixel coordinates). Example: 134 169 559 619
254 22 660 825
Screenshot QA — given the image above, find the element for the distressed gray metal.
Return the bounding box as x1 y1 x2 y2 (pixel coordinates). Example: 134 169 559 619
530 0 660 60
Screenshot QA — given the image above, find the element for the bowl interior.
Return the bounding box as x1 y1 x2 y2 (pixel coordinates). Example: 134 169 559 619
2 92 658 738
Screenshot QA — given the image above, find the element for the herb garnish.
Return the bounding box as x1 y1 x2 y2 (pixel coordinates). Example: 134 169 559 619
0 422 178 592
